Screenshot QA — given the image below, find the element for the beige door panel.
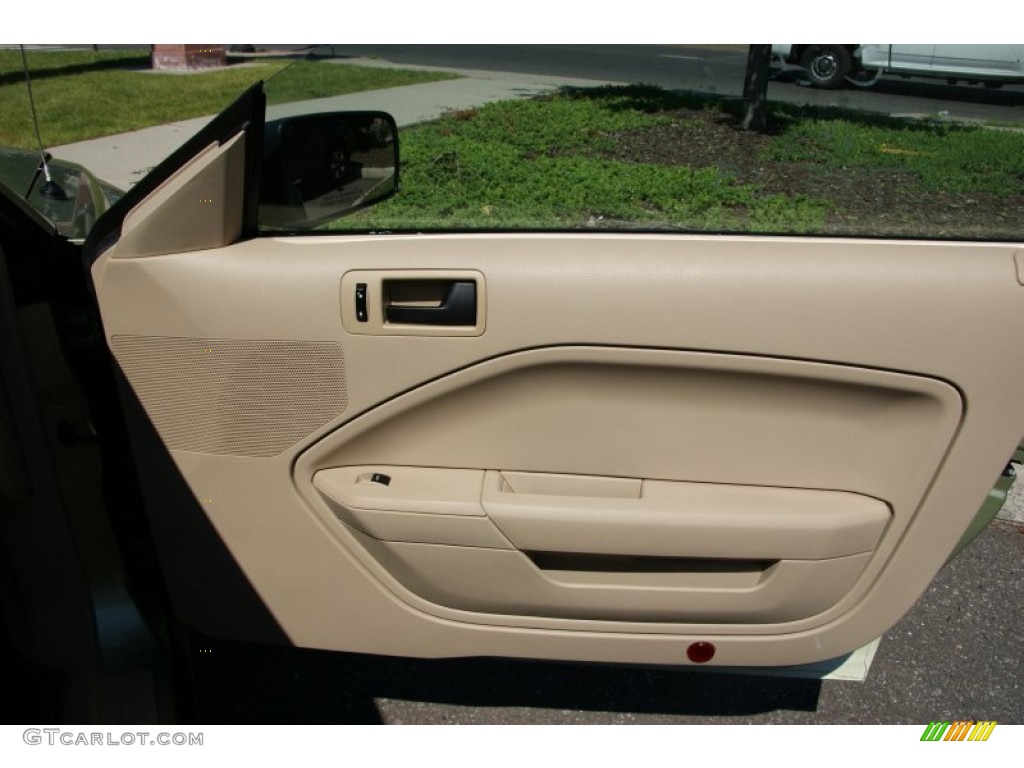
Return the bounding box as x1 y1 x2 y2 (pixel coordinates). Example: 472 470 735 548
313 463 888 623
92 233 1024 666
298 347 938 631
113 133 247 260
310 462 883 564
354 534 874 624
313 465 889 559
480 471 890 560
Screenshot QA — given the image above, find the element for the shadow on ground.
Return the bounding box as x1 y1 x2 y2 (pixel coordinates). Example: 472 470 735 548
185 638 820 724
0 56 152 87
558 83 992 137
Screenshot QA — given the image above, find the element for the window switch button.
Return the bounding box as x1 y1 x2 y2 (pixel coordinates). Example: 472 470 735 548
355 283 368 322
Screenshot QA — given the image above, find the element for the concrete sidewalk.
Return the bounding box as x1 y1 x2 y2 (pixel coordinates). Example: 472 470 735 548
50 61 620 190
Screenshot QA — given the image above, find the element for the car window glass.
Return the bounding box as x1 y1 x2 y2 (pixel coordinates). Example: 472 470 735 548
261 45 1024 241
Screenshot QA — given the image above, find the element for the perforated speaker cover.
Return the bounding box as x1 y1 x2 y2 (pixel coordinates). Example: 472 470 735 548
111 336 347 457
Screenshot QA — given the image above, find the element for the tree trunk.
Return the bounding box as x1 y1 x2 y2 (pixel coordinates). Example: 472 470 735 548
742 45 773 132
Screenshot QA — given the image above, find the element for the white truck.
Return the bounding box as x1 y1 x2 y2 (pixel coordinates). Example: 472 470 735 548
772 44 1024 89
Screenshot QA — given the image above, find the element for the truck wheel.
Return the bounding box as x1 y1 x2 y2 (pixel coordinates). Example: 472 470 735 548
800 45 852 89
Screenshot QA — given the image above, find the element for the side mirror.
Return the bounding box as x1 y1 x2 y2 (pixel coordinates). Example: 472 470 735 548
259 111 398 230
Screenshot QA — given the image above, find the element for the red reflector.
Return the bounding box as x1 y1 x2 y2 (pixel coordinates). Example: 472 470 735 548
687 642 715 663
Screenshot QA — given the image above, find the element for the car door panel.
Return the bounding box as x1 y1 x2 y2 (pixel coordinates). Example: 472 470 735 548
884 44 936 72
313 466 890 558
931 44 1024 78
112 133 247 260
354 536 875 624
90 227 1024 666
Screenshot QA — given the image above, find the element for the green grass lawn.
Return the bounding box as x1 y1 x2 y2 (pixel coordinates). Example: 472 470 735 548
764 113 1024 197
335 88 831 233
335 85 1024 238
0 49 457 149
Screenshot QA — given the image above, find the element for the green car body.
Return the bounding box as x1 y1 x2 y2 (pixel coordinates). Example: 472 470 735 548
0 145 121 240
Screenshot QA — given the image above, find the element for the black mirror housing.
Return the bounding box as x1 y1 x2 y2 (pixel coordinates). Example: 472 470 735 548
258 111 398 230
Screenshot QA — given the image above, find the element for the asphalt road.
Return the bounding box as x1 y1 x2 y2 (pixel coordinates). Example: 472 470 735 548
185 520 1024 724
24 44 1024 123
322 44 1024 124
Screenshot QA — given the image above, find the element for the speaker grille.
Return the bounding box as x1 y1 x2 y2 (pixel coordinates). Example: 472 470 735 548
111 335 347 458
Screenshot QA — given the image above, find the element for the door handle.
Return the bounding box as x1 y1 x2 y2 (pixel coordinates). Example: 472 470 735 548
385 281 477 326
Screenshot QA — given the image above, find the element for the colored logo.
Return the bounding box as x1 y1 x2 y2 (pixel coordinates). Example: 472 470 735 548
920 721 996 741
